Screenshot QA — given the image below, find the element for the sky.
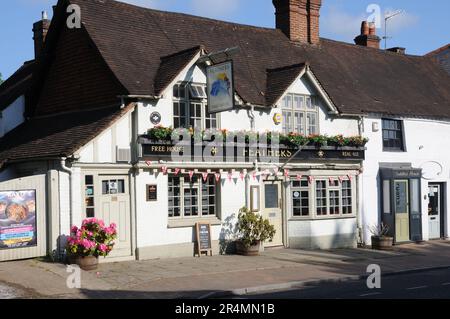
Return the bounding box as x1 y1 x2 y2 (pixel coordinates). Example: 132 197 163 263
1 0 449 79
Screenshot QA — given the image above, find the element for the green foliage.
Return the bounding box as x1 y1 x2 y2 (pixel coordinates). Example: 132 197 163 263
237 207 276 248
147 126 369 148
0 73 3 85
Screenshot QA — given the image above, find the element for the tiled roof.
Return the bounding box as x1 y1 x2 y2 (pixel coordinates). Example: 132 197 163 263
0 60 35 111
0 104 133 165
68 0 450 117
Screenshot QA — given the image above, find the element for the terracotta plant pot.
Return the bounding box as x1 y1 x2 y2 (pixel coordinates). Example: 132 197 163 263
236 241 262 256
75 256 99 271
371 236 394 251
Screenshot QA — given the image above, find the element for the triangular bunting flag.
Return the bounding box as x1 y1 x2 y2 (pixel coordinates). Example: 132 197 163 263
296 174 303 181
202 172 209 182
188 171 194 181
215 173 221 183
174 168 181 176
161 166 168 175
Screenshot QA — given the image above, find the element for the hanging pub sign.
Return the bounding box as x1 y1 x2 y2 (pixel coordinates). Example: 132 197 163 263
206 61 234 114
0 190 37 249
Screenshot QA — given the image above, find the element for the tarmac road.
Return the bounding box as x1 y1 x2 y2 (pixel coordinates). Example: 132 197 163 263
242 268 450 299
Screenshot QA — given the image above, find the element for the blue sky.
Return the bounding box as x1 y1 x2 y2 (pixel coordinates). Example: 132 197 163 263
1 0 449 79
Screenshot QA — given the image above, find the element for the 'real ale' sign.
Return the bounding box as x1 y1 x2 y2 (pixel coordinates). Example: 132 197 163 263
206 61 234 114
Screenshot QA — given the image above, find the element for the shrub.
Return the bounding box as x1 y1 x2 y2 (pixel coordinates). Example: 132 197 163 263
237 207 276 248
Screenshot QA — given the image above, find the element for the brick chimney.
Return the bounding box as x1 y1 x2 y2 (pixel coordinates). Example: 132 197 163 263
354 21 381 49
273 0 322 45
33 11 50 59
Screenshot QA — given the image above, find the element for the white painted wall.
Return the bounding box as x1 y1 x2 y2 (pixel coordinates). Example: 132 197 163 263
360 116 450 244
0 96 25 138
78 111 132 163
135 170 246 248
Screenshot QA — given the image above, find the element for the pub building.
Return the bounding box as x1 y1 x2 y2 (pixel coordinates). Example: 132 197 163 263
0 0 449 262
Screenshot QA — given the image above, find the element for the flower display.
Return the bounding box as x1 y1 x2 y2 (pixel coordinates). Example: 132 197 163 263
66 218 118 258
147 126 369 148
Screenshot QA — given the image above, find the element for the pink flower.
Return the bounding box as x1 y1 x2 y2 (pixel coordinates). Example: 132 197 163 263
71 226 78 234
98 244 107 252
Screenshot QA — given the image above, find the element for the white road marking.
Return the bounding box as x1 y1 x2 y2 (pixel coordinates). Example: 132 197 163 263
406 286 427 290
359 292 382 297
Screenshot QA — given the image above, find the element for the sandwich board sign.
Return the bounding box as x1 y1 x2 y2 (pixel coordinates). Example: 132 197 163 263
195 223 212 257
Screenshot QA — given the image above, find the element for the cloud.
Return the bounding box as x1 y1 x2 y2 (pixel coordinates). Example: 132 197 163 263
321 5 419 43
382 8 419 35
321 5 366 42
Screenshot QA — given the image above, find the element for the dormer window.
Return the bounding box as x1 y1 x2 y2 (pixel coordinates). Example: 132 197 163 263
173 82 217 130
281 94 319 135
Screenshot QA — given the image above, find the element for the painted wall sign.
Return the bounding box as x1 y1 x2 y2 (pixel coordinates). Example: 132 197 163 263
195 223 212 257
140 140 365 162
146 184 158 202
0 190 37 249
150 112 162 125
206 61 234 114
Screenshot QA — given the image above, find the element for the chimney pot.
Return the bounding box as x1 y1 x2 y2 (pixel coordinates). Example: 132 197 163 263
354 20 381 49
387 47 406 54
368 22 376 35
361 21 369 36
33 12 50 59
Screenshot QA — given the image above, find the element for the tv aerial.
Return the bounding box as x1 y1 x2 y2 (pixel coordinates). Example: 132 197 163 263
383 10 404 50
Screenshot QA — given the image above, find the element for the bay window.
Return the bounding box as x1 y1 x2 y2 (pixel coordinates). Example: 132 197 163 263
282 94 319 135
173 83 218 130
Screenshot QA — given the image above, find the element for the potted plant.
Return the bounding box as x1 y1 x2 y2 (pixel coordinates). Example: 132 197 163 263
66 218 118 271
369 223 393 250
235 207 276 256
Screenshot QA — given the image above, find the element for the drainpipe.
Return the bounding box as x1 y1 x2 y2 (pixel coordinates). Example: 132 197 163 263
357 116 365 245
247 104 256 131
59 157 73 236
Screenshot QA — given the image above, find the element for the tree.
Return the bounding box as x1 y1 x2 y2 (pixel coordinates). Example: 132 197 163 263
0 72 3 85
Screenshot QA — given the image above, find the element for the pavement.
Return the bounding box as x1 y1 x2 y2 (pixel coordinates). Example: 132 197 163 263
0 240 450 299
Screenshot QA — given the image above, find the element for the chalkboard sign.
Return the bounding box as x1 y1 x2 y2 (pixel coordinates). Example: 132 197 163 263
195 223 212 257
264 184 279 209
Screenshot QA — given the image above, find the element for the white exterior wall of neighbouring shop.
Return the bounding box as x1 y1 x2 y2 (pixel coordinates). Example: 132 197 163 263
360 116 450 244
134 60 363 258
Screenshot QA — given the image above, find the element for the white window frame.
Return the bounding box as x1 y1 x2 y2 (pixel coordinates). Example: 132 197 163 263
168 175 219 220
289 176 356 220
282 93 319 135
172 82 219 130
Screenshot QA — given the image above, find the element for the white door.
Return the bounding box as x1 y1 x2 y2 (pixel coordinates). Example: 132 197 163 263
97 176 132 258
261 180 283 247
428 184 441 240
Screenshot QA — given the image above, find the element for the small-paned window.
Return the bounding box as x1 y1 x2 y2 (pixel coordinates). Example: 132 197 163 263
282 94 319 135
382 119 404 151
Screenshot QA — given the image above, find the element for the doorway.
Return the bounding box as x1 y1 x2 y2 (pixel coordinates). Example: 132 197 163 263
428 183 444 240
394 180 410 243
83 174 132 258
261 180 283 247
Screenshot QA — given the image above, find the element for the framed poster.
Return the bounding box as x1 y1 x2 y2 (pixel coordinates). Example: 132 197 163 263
146 184 158 202
206 61 234 114
0 190 37 249
195 223 212 257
